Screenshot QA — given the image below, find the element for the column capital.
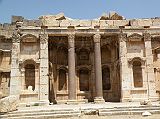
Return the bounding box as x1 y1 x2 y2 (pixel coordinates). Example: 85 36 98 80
68 33 75 42
39 34 48 44
12 30 21 43
118 33 127 42
143 32 151 41
93 34 101 43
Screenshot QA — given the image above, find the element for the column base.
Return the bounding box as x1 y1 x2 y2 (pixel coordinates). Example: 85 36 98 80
94 97 105 104
67 99 78 105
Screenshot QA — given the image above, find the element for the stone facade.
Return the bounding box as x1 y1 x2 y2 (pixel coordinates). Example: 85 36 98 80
0 12 160 104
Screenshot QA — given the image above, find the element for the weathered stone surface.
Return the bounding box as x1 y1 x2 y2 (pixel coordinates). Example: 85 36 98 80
113 20 129 26
0 95 19 113
130 19 152 26
152 19 160 26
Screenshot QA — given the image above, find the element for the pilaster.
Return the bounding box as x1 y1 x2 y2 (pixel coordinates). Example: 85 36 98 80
119 33 131 102
144 32 159 101
10 30 21 96
39 34 49 104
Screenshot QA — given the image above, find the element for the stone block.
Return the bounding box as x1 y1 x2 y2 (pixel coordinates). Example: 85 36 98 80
40 43 48 50
0 95 19 113
10 69 20 77
40 49 48 59
91 20 100 27
100 20 114 27
40 68 48 76
79 20 91 27
152 19 160 26
130 19 152 26
113 20 129 26
60 20 71 27
40 59 48 67
41 19 59 27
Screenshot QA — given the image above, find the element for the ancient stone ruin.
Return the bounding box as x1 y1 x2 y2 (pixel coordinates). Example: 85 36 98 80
0 12 160 105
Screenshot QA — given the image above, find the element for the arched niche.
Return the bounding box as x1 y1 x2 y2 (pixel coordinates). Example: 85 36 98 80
128 57 145 88
58 67 67 91
102 65 111 90
25 64 35 90
79 68 89 91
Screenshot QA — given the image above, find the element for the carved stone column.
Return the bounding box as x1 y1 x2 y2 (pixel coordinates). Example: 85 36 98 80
10 31 21 95
144 33 159 101
93 34 105 103
67 34 76 102
39 34 49 103
119 33 131 102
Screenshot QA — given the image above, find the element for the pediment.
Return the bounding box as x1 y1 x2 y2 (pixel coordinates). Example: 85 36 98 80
21 34 38 42
127 33 143 41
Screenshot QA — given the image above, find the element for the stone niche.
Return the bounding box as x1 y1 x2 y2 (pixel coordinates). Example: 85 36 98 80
127 33 145 58
20 34 39 61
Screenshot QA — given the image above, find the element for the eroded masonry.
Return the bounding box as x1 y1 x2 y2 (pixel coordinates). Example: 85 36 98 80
0 12 160 105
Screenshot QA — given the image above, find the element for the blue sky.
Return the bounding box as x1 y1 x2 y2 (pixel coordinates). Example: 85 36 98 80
0 0 160 23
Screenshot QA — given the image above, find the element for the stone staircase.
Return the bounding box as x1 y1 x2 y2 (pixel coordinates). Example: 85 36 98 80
0 105 160 119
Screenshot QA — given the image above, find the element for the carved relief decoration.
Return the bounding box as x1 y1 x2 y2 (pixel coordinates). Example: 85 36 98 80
118 33 127 42
40 34 48 44
143 33 151 41
12 30 21 43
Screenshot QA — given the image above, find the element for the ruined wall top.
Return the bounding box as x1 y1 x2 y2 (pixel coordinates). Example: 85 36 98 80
0 11 160 32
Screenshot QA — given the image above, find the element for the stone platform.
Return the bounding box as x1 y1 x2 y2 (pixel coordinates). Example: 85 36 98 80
0 102 160 119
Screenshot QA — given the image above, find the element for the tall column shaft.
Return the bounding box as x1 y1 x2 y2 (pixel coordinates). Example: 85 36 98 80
39 34 49 102
93 34 104 103
68 34 76 100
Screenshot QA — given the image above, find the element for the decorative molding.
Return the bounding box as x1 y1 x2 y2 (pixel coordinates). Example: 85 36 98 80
143 33 151 41
128 57 146 67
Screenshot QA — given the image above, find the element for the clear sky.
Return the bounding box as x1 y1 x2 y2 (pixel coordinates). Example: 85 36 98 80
0 0 160 23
